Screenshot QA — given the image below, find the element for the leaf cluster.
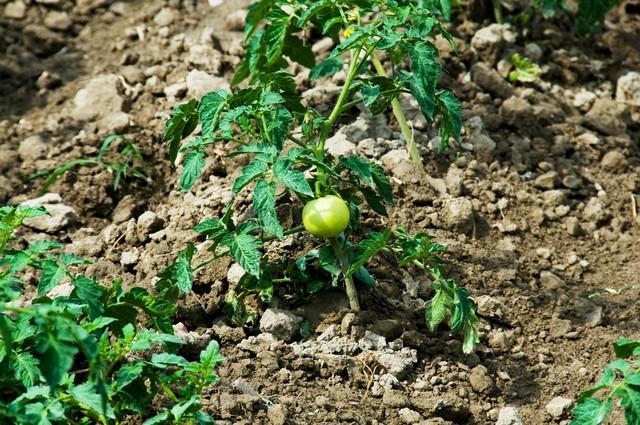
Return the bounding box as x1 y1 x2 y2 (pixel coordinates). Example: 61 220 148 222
571 338 640 425
0 205 222 424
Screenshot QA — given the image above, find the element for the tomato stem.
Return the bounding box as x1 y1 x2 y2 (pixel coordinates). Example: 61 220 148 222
370 52 424 173
331 238 360 311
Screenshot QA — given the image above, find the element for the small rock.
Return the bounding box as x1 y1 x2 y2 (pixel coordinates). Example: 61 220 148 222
564 216 581 236
469 365 494 394
584 98 627 136
445 167 464 196
23 24 64 56
44 11 73 31
186 69 229 99
501 96 534 128
153 7 176 26
66 235 104 258
226 263 245 286
136 211 164 239
120 249 140 266
381 149 416 181
534 171 558 190
112 195 141 224
616 71 640 106
524 43 543 61
399 408 422 424
471 24 516 64
373 348 417 378
4 1 26 19
72 74 126 122
549 319 572 338
358 330 387 351
21 194 76 233
18 135 48 161
489 330 510 351
259 308 303 342
496 407 524 425
120 66 145 84
600 150 627 172
582 197 608 223
545 397 572 418
98 112 130 133
440 197 474 233
562 175 582 189
267 404 287 425
325 131 356 156
469 133 496 162
36 71 62 90
573 91 596 112
225 9 247 31
471 63 515 99
540 271 565 289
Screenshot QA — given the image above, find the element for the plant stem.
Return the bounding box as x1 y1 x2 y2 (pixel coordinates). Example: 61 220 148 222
370 53 424 173
315 46 363 196
492 0 503 23
330 238 360 311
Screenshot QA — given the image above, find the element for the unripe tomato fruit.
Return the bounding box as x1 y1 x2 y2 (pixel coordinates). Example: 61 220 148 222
302 195 350 238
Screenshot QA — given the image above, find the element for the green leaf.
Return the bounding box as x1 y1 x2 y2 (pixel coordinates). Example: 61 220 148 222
151 352 189 367
180 149 205 191
194 219 228 240
69 382 115 420
625 373 640 386
614 338 640 358
408 41 441 119
576 0 619 34
13 352 40 387
253 180 283 240
283 34 315 68
340 155 375 187
273 157 313 197
330 27 372 58
263 12 289 66
164 99 199 163
508 54 541 84
371 163 393 203
38 260 65 295
171 395 200 420
353 266 376 288
232 160 269 195
199 90 228 138
435 90 462 150
346 230 392 277
37 327 78 388
71 275 105 319
297 1 331 26
450 286 477 335
425 288 450 332
173 244 196 293
244 0 275 39
199 340 224 372
571 397 613 425
265 107 292 150
310 57 343 80
221 234 262 277
622 385 640 424
143 411 170 425
114 362 144 391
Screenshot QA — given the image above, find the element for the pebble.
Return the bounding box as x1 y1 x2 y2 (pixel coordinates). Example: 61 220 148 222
4 1 26 19
616 71 640 106
18 135 48 161
72 74 126 122
440 197 474 233
600 150 627 171
469 365 494 394
120 249 140 266
21 194 77 233
186 69 229 99
224 9 247 31
545 396 572 418
259 308 303 342
539 271 565 289
398 408 422 424
496 407 524 425
153 7 176 26
44 11 73 31
534 171 558 190
564 216 581 236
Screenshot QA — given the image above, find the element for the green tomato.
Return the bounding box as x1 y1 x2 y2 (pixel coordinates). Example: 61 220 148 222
302 195 350 238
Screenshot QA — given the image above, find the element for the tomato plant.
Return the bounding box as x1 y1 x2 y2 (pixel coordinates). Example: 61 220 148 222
0 206 222 424
164 0 479 353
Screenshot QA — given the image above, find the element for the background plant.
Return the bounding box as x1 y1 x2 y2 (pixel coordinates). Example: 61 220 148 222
0 205 222 424
571 338 640 425
31 134 150 195
164 0 479 353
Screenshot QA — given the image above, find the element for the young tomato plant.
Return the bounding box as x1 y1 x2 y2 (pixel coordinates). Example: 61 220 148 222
0 205 222 424
571 338 640 425
164 0 479 352
30 134 150 195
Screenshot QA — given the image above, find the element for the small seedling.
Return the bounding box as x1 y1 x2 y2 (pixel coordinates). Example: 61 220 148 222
571 338 640 424
508 53 541 84
31 134 150 195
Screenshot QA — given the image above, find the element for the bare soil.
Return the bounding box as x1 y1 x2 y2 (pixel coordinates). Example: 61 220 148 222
2 0 640 424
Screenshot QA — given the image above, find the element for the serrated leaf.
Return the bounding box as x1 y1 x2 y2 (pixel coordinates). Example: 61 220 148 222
353 266 376 288
263 14 289 66
371 163 393 203
232 160 269 195
164 99 199 163
273 157 313 197
221 234 262 277
450 286 477 334
69 382 115 420
13 352 40 387
436 90 461 150
143 411 171 425
253 180 283 240
340 155 375 187
114 362 144 391
622 385 640 424
172 395 200 420
310 57 343 80
151 352 189 367
266 107 292 150
244 0 275 39
180 149 205 191
194 219 228 240
425 288 450 332
38 260 65 295
346 230 391 277
614 338 640 358
283 34 315 68
200 340 224 371
571 397 613 425
408 41 441 119
330 27 372 58
199 90 228 138
297 1 331 26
